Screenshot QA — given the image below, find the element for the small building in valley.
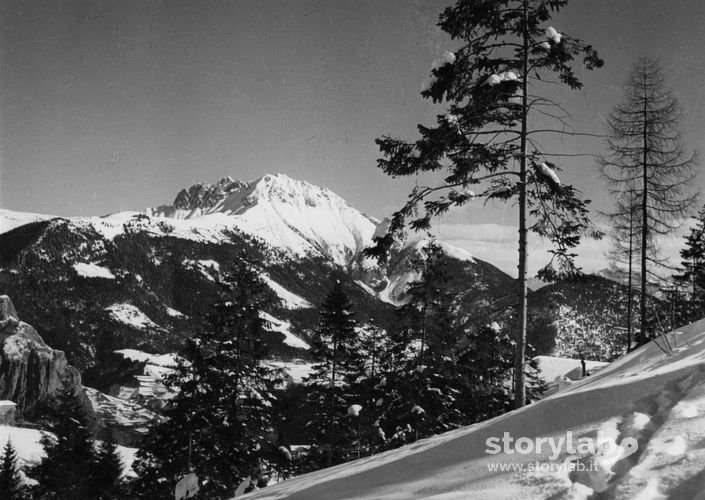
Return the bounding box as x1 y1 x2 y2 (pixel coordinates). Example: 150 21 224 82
0 401 17 425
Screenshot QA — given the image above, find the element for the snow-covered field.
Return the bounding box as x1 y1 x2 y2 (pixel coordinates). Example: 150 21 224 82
73 262 116 279
239 318 705 499
534 355 608 383
107 303 160 330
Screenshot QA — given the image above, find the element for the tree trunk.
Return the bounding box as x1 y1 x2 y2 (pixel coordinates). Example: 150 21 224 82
640 65 649 345
627 205 634 351
514 0 529 409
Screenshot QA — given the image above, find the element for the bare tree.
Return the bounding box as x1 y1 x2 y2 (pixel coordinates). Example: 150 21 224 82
599 57 698 344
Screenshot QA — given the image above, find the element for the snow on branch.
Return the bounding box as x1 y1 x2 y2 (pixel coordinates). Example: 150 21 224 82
535 161 562 187
431 50 457 70
545 27 562 44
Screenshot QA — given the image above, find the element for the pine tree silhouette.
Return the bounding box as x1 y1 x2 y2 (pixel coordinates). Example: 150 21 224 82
0 440 24 500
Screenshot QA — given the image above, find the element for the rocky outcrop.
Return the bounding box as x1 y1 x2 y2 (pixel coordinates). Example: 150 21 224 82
172 176 248 211
86 387 161 446
0 295 91 418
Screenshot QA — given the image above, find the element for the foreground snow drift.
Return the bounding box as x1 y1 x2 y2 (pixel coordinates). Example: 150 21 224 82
239 319 705 499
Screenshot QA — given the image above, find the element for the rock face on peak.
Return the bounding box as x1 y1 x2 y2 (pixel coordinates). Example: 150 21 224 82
172 176 249 211
0 295 89 418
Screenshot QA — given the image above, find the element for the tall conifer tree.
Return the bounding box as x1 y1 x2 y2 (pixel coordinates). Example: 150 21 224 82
304 280 362 468
0 440 24 500
366 0 603 407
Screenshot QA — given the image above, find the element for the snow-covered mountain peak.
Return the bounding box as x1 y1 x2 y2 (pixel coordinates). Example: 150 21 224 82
152 173 362 219
147 173 380 266
249 173 338 208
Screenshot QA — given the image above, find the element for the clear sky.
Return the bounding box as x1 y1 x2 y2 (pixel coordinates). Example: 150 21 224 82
1 0 705 273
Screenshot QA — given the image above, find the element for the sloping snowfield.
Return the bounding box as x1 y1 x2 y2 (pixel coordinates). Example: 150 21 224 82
239 318 705 499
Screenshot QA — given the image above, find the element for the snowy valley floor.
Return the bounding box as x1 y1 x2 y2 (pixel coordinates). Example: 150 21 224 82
240 318 705 500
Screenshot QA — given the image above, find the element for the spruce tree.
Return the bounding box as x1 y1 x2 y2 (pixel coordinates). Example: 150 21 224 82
132 256 282 499
28 385 97 499
599 57 698 344
92 439 125 499
304 280 363 468
376 242 472 445
0 440 24 500
675 205 705 324
354 320 391 456
366 0 603 408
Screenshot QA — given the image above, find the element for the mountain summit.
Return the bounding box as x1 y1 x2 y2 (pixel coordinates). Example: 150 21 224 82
147 173 379 267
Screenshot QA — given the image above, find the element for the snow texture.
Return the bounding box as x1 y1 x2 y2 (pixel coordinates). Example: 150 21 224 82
348 404 363 417
115 349 178 368
107 303 160 330
165 306 186 318
537 162 561 186
0 209 52 234
545 26 562 44
431 50 456 70
264 360 314 385
73 262 116 279
260 312 311 350
261 275 312 309
484 74 501 86
534 355 608 384
182 258 221 282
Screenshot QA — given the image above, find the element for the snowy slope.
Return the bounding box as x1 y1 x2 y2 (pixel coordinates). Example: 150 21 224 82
534 355 608 383
0 208 52 234
239 319 705 499
148 173 379 266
